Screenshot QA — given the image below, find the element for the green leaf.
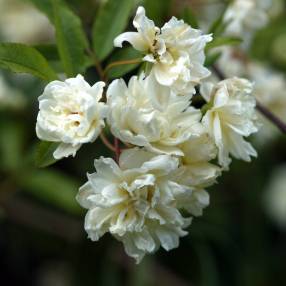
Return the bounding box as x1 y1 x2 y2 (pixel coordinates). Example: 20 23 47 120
92 0 134 61
208 12 229 37
106 47 142 79
181 7 199 29
34 44 60 62
35 141 59 168
205 51 222 67
144 0 171 26
205 37 242 52
0 43 58 81
52 0 88 77
20 169 82 215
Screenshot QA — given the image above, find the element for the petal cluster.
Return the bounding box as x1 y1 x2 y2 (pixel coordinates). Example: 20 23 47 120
36 75 108 159
201 78 259 168
114 6 212 95
77 148 209 263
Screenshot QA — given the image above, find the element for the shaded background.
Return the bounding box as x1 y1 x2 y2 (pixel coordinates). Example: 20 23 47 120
0 0 286 285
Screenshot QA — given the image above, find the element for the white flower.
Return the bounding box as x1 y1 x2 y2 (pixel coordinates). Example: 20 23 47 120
76 148 209 263
176 124 221 190
201 77 259 168
114 6 212 95
36 75 107 159
264 165 286 229
107 74 201 156
224 0 271 39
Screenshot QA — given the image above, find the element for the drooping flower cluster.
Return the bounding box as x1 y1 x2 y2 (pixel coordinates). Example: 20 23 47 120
36 6 259 263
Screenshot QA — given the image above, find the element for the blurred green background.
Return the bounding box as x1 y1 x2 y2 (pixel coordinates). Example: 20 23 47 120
0 0 286 285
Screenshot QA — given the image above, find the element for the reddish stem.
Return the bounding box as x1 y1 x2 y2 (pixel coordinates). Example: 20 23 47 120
114 137 121 163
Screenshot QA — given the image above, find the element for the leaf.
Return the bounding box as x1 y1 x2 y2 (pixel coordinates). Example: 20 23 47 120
144 0 171 26
34 44 60 62
106 47 142 79
92 0 134 61
52 0 88 77
208 12 230 37
35 141 59 168
205 51 222 67
181 7 199 29
0 43 58 81
20 169 82 215
205 37 242 52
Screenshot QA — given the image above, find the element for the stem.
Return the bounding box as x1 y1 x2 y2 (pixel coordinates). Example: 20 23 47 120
86 48 105 81
103 58 142 77
212 65 286 134
100 133 116 152
114 137 121 163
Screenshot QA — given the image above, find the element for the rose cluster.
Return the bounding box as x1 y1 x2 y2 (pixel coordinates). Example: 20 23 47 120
36 6 259 263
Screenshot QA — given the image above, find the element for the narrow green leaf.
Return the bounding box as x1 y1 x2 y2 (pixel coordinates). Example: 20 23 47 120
106 47 142 79
35 141 59 168
20 169 82 215
52 0 88 77
208 12 229 37
92 0 134 61
0 43 57 81
181 7 199 29
206 37 242 52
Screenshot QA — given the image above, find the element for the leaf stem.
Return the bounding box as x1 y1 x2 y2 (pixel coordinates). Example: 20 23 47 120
86 48 105 81
212 65 286 134
103 58 142 77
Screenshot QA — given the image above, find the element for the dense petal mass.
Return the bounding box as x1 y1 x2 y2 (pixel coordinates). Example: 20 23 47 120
76 148 209 263
201 77 259 168
114 6 212 95
36 75 108 159
107 74 202 156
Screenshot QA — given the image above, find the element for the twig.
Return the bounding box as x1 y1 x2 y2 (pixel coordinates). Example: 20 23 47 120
212 65 286 134
86 48 105 81
103 58 142 77
114 137 121 163
100 133 117 152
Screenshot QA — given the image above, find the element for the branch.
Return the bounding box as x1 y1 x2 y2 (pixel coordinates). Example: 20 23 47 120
212 65 286 134
103 58 142 78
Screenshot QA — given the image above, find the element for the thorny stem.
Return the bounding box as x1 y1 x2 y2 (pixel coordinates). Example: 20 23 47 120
103 58 142 77
212 65 286 134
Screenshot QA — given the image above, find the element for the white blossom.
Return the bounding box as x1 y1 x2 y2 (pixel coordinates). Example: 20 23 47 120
224 0 271 40
201 77 259 168
76 148 209 263
114 6 212 95
107 74 201 156
36 75 107 159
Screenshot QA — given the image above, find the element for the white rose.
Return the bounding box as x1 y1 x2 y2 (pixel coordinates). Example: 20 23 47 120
107 74 202 156
176 123 221 190
201 77 259 168
76 148 209 263
36 75 107 159
114 6 212 95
